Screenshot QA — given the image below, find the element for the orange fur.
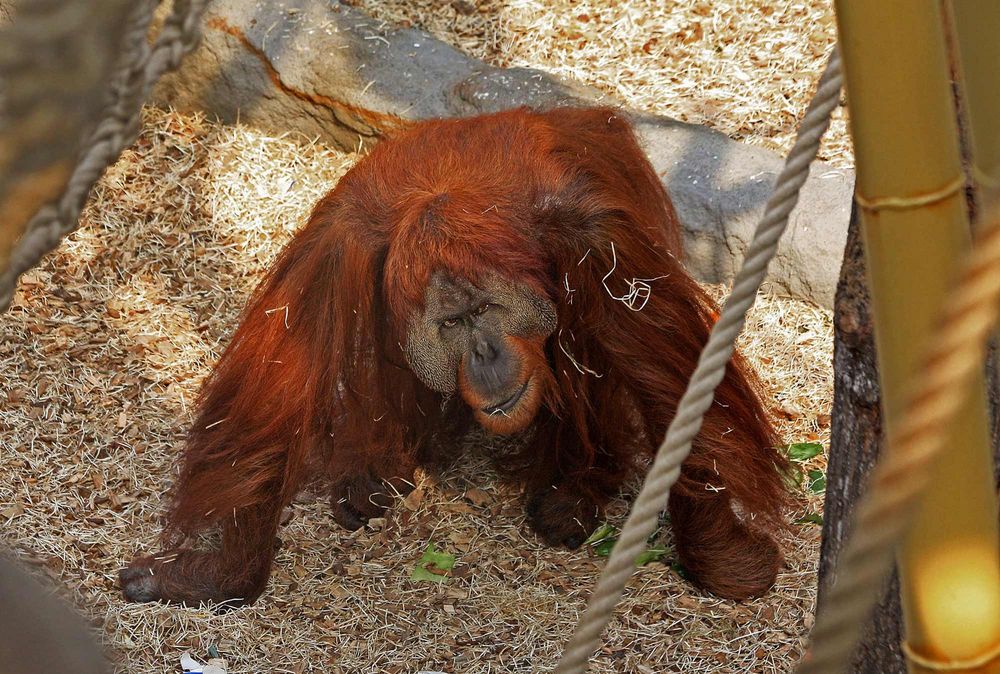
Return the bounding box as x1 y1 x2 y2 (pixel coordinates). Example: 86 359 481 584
121 106 789 605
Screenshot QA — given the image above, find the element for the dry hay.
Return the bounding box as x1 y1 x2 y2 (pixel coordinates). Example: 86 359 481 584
352 0 852 168
0 108 832 673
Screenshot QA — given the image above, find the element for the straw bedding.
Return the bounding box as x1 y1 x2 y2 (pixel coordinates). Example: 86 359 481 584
0 2 839 671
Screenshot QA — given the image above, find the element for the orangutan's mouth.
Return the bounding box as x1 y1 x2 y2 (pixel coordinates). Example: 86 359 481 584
482 379 530 416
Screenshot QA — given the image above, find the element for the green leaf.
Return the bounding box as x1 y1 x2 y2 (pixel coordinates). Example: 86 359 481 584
584 523 618 546
780 464 803 490
587 523 620 557
411 565 449 583
786 442 823 463
410 543 456 583
796 512 824 525
593 537 616 557
807 469 826 494
587 524 667 565
635 546 668 566
420 544 456 571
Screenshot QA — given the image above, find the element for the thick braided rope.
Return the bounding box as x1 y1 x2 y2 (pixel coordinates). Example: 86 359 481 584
553 49 844 674
0 0 210 311
796 207 1000 672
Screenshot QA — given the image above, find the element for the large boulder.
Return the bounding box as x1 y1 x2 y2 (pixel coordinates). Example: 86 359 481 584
152 0 852 307
0 555 110 674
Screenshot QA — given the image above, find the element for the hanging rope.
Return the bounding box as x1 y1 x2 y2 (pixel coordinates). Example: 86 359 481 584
0 0 210 311
553 48 844 674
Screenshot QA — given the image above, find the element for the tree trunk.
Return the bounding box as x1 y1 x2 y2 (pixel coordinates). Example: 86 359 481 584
817 202 907 673
818 199 1000 671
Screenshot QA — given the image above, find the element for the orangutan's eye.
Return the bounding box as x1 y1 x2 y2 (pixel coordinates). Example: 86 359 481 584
475 303 494 316
441 317 460 330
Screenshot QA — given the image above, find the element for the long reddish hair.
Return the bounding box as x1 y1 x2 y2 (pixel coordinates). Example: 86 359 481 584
157 106 786 601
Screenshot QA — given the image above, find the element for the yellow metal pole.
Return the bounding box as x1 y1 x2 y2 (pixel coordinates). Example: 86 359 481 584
938 7 1000 669
948 0 1000 209
834 1 1000 671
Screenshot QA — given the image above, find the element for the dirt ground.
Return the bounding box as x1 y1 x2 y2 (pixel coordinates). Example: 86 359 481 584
0 2 840 673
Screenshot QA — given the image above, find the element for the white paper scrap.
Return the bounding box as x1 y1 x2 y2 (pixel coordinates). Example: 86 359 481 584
180 651 227 674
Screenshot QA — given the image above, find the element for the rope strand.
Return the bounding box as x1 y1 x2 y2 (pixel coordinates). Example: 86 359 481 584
0 0 209 311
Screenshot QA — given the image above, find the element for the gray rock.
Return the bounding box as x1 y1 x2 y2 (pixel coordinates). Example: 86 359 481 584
0 555 111 674
153 0 490 150
153 0 852 307
636 114 853 304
